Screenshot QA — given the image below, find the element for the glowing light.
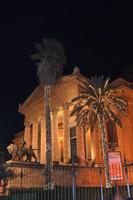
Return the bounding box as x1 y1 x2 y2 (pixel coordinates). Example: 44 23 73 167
91 148 95 161
59 136 63 142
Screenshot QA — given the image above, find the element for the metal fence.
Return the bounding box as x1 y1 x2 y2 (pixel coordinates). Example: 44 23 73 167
0 162 133 200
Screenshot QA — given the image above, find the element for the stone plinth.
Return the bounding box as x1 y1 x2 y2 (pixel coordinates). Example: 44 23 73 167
4 161 44 189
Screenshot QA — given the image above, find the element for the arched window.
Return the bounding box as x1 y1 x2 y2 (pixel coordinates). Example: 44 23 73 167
106 122 118 149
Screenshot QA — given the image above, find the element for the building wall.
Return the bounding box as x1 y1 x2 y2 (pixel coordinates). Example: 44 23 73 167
16 69 133 166
116 86 133 163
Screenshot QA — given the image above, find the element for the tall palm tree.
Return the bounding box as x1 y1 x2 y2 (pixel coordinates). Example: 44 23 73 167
71 76 128 188
31 37 66 189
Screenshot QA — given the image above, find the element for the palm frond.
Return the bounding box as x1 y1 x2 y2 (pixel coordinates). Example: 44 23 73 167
80 79 98 98
103 77 110 90
71 95 85 104
109 110 122 127
109 96 128 115
31 37 66 85
70 75 128 133
77 110 89 127
89 112 98 132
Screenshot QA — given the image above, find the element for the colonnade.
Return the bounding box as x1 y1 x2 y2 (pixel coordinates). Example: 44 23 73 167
24 103 97 164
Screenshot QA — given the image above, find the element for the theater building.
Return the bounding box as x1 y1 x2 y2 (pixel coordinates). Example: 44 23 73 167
14 67 133 166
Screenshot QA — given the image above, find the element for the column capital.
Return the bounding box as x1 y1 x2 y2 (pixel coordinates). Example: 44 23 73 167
51 107 59 114
24 121 31 128
52 109 58 115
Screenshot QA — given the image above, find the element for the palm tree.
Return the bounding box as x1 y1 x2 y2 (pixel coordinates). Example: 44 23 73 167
71 76 128 188
31 37 66 189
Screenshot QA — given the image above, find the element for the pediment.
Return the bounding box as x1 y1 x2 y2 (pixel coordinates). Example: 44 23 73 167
18 85 44 113
18 71 133 115
19 67 86 113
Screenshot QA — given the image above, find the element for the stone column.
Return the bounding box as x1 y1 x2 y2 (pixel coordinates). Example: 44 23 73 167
63 104 71 163
32 120 38 161
40 116 46 164
24 120 31 148
52 111 59 162
77 127 85 163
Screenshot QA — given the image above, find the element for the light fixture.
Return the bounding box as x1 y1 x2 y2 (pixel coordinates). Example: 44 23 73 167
59 136 64 162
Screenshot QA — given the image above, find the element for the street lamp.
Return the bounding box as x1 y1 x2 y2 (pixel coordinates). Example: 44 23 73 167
59 136 64 162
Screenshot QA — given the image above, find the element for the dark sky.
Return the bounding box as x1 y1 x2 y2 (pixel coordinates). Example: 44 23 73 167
0 1 133 146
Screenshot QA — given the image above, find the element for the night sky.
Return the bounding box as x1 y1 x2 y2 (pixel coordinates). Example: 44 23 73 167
0 1 133 147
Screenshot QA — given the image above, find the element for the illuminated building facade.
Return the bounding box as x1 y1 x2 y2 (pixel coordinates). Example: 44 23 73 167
15 67 133 166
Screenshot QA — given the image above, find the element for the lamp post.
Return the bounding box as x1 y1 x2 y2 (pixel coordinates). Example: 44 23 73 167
59 136 64 162
72 156 76 200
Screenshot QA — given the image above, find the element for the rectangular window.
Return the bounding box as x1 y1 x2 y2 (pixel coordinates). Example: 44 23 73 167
106 122 118 149
70 126 76 138
70 126 77 162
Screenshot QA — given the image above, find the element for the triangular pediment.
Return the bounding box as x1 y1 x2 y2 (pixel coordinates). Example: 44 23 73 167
18 86 44 113
19 67 86 114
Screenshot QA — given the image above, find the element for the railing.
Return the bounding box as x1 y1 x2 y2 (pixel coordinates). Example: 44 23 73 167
0 162 133 200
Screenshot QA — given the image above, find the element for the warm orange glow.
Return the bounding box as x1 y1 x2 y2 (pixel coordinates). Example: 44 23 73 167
59 136 63 142
91 148 95 161
87 128 95 161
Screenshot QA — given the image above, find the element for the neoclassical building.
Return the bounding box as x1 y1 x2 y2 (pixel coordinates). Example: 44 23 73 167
14 67 133 166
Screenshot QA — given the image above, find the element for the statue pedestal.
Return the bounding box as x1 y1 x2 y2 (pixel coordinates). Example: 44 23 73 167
3 161 44 190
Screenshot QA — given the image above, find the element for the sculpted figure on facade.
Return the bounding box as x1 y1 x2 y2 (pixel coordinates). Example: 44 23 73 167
7 142 18 161
7 140 37 162
19 139 27 151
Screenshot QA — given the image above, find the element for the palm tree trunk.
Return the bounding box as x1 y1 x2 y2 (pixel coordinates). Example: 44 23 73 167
44 85 53 189
98 114 111 188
